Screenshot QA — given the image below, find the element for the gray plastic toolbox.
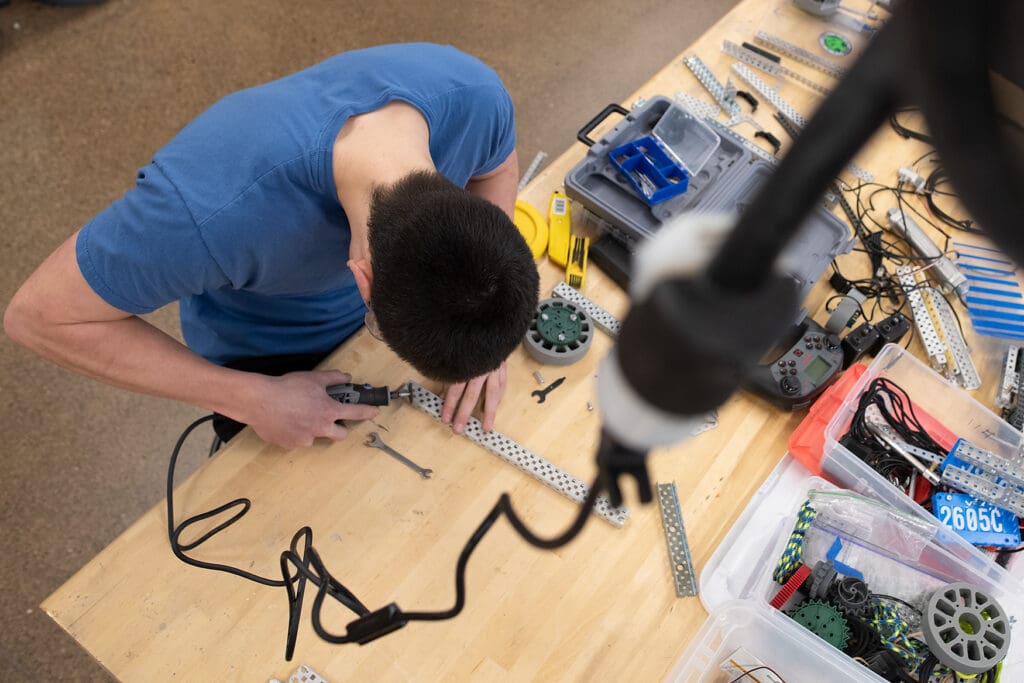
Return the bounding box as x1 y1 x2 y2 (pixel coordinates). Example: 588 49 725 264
565 96 854 305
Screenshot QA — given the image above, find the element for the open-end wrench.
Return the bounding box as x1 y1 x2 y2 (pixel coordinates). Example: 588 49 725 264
364 432 433 479
531 376 566 403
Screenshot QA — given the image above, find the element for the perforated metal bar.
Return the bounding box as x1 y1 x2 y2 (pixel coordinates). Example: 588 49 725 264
754 31 848 79
721 40 831 96
997 346 1021 409
951 440 1024 489
864 404 945 465
928 287 981 390
408 382 629 527
702 116 779 165
656 482 697 597
673 92 721 122
941 465 1024 518
897 266 947 370
730 63 806 127
552 282 621 336
683 55 741 117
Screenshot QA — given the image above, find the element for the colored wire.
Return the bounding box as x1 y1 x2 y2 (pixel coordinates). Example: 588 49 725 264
728 665 787 682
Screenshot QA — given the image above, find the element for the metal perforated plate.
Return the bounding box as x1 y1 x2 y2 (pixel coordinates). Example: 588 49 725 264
673 91 721 122
656 482 697 597
754 31 848 79
721 40 831 96
288 664 327 683
683 54 740 117
897 266 947 369
408 382 629 527
730 63 807 127
552 282 621 336
864 404 944 465
997 346 1021 409
928 287 981 390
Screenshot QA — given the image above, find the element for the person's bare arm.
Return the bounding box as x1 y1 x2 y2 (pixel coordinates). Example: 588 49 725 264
466 150 518 218
4 232 376 448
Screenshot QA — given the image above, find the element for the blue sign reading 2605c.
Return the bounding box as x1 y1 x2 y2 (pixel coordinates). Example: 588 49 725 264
933 492 1021 548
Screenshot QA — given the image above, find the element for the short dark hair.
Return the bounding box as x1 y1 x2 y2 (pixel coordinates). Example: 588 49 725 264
367 170 539 383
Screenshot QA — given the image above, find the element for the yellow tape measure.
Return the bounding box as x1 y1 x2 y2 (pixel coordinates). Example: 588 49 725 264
547 190 571 267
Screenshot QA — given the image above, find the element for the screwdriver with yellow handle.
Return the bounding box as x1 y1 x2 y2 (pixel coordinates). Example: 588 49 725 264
547 189 589 288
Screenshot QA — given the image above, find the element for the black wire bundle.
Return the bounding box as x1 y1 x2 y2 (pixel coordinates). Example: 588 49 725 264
840 378 946 492
924 166 983 235
166 415 601 659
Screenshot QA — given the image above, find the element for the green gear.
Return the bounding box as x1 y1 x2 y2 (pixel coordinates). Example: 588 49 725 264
535 302 585 346
789 600 851 650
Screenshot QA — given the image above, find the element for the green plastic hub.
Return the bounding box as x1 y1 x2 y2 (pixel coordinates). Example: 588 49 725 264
790 599 851 650
535 303 584 345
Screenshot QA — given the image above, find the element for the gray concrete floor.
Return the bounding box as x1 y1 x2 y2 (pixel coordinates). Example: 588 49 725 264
0 0 735 679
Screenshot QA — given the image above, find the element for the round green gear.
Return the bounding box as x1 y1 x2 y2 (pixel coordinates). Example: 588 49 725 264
535 302 585 345
523 298 593 366
789 599 851 650
819 31 852 56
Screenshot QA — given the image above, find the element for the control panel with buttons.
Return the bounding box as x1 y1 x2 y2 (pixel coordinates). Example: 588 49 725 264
744 316 844 410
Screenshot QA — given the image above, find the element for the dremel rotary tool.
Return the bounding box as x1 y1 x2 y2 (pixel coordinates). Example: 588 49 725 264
326 382 412 406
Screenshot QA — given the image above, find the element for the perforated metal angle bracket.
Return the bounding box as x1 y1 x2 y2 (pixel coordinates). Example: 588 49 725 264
408 382 629 527
656 482 698 597
683 54 741 117
897 266 948 371
927 287 981 390
996 345 1020 409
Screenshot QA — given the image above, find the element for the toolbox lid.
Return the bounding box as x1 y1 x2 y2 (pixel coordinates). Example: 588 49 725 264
651 103 721 175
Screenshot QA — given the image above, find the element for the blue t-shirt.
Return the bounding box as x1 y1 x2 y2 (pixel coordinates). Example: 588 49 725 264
76 43 516 364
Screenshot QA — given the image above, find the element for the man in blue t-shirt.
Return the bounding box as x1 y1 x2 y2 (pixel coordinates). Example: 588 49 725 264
5 44 539 449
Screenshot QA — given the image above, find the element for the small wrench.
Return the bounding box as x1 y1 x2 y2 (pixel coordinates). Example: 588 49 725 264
364 432 433 479
531 376 566 403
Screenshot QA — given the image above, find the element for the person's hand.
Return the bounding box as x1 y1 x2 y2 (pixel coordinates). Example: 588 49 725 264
240 370 378 449
441 362 507 434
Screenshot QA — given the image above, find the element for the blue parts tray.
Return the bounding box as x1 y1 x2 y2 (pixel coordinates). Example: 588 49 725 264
609 136 689 205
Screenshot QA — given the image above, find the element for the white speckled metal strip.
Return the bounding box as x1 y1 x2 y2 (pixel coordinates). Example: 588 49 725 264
928 286 981 390
673 92 721 122
656 482 697 597
721 40 831 96
864 404 945 465
683 54 741 117
552 282 622 337
408 382 629 527
730 63 807 127
997 346 1020 409
754 31 848 79
897 266 947 370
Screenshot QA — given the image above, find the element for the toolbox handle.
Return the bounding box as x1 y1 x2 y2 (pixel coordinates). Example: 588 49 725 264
577 103 629 147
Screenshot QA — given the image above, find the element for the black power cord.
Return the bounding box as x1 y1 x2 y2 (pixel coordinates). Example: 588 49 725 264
166 415 602 658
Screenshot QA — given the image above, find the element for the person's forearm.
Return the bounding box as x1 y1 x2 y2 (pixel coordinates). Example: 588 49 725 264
467 151 519 218
7 313 262 421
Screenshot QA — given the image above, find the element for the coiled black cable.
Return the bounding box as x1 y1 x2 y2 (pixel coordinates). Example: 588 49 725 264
166 415 601 658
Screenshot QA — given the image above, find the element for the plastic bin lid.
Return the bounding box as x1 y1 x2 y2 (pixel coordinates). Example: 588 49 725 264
651 103 720 175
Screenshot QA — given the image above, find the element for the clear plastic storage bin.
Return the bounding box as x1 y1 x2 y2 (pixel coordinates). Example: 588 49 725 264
821 343 1024 585
668 454 1024 681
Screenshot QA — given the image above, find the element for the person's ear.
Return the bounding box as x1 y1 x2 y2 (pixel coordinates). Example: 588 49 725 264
348 258 373 304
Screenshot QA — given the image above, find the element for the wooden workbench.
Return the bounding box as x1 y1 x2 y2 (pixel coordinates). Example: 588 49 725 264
44 0 1006 680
